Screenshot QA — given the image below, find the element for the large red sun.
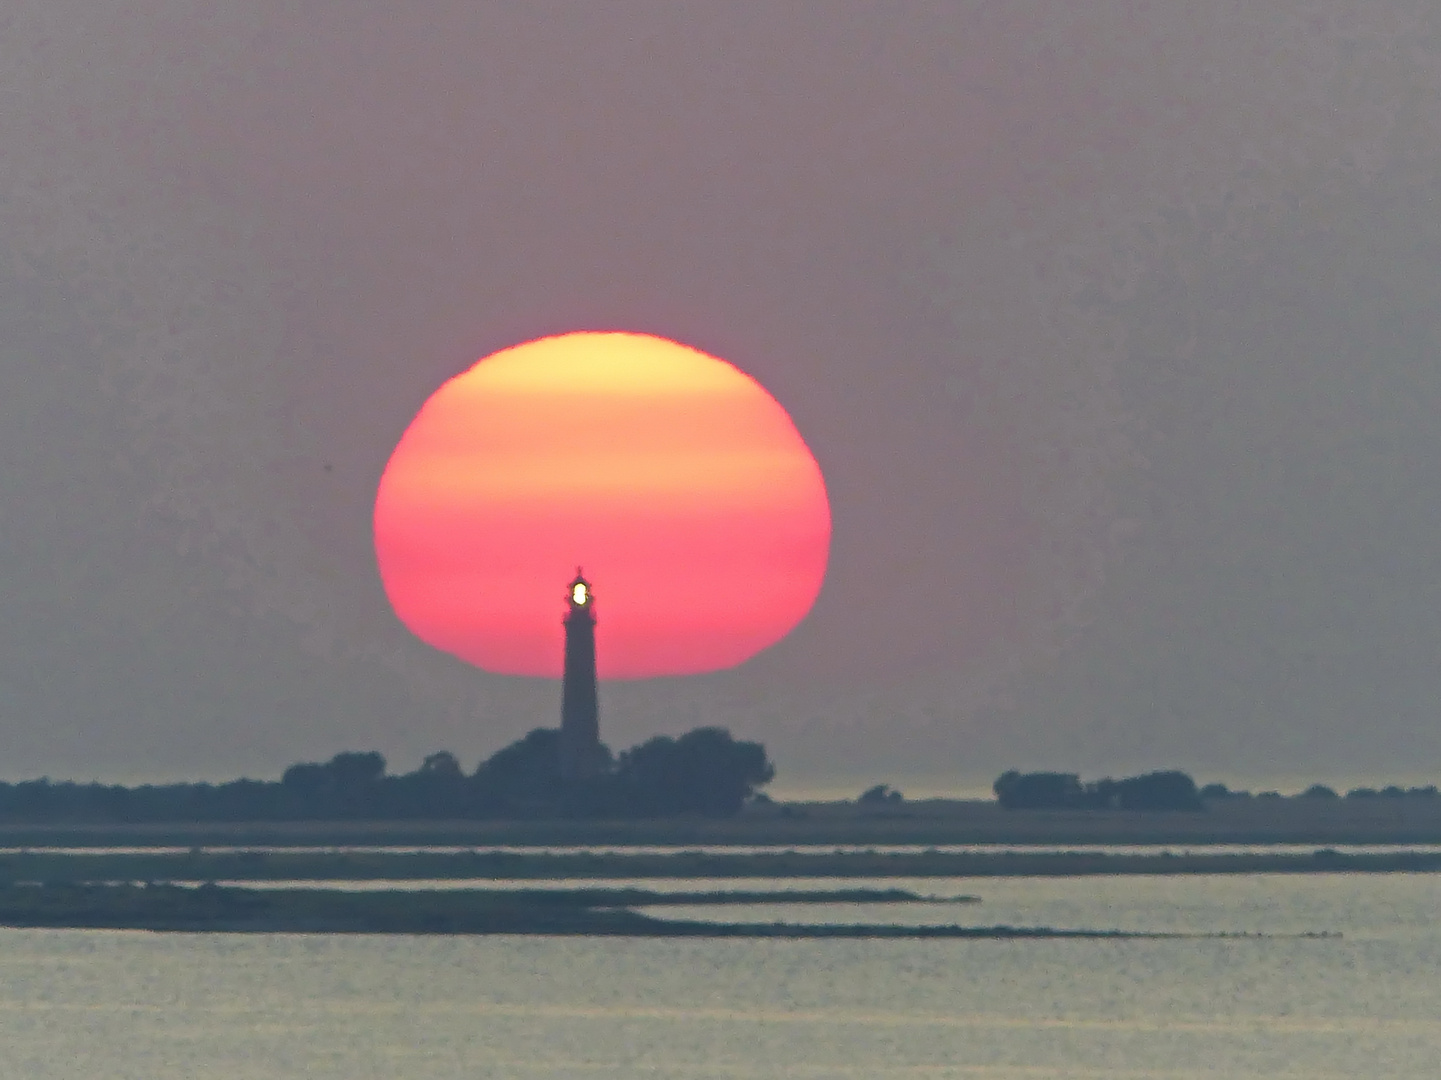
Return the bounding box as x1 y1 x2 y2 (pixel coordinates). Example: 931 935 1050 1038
374 332 831 678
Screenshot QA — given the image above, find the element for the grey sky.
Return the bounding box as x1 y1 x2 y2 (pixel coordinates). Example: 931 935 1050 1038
2 2 1440 790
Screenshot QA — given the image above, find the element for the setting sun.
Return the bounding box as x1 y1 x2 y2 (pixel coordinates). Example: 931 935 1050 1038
374 332 831 677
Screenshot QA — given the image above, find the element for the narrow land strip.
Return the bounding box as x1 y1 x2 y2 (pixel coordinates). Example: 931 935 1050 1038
4 795 1441 847
1 847 1439 883
0 883 1328 939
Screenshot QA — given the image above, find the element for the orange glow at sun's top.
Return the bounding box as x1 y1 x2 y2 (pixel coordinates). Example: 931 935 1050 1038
373 332 831 678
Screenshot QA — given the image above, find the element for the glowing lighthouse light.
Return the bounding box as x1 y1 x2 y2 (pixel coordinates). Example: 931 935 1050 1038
373 330 832 678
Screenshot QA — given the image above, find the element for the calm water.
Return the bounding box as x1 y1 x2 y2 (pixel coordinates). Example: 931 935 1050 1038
1 874 1438 1078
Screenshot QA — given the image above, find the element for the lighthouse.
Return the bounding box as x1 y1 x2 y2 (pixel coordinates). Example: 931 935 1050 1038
559 569 605 779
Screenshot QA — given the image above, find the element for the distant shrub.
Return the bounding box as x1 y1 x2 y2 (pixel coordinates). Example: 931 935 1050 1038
993 769 1202 812
858 784 904 806
1299 784 1339 800
1344 784 1440 801
613 728 775 817
993 771 1084 810
1112 771 1204 812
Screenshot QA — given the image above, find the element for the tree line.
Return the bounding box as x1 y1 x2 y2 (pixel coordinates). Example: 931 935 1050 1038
993 770 1206 811
993 770 1441 811
0 726 774 823
1200 781 1441 802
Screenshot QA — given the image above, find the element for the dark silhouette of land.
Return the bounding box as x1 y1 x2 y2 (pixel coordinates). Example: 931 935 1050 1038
0 753 1431 937
2 743 1440 848
0 726 772 824
1 847 1438 885
994 769 1204 811
4 791 1441 846
0 882 1319 938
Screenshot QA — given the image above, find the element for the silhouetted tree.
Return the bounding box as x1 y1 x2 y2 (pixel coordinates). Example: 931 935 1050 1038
275 752 389 816
614 728 773 817
0 725 779 822
419 751 463 779
280 762 329 797
472 729 567 814
994 769 1202 811
858 784 903 806
993 771 1084 810
328 751 386 789
1112 771 1203 811
376 752 473 818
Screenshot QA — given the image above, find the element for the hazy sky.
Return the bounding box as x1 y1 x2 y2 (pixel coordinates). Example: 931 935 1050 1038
4 2 1441 791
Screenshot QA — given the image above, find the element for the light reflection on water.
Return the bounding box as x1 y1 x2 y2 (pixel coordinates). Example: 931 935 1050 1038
0 874 1438 1078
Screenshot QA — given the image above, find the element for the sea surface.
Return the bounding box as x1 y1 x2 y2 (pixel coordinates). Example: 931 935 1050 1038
1 873 1438 1078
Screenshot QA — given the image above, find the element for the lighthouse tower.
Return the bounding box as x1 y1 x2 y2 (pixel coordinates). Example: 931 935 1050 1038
559 569 605 780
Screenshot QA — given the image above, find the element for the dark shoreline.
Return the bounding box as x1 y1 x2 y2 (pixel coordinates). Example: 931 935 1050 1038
2 847 1440 883
5 794 1441 847
0 883 1325 939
